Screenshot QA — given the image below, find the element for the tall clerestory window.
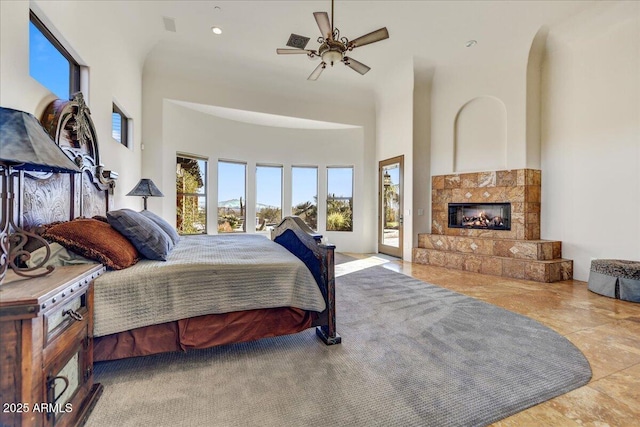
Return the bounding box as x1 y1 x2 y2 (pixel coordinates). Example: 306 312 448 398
176 155 207 235
326 167 354 231
29 11 81 99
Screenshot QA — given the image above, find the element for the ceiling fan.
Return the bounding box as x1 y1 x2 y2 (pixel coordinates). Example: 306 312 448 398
276 0 389 81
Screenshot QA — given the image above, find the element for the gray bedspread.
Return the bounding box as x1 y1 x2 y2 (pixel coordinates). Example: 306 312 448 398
93 234 326 337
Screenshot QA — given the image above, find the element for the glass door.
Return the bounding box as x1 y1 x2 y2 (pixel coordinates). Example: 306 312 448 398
378 156 403 258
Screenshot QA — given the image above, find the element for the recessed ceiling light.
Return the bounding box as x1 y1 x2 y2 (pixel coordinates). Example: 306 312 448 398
465 40 477 48
212 26 222 35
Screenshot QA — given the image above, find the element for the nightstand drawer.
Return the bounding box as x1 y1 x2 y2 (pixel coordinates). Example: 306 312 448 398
45 290 88 346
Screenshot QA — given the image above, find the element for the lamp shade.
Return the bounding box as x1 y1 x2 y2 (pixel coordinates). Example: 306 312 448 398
0 107 81 173
126 179 164 197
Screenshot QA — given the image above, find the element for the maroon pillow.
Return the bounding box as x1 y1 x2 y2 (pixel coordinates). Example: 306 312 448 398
43 218 139 270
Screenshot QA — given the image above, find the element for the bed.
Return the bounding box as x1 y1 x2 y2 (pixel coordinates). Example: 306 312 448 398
22 94 341 361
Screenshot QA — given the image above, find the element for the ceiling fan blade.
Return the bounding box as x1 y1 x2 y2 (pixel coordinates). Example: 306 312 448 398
348 27 389 48
308 62 326 81
313 12 332 39
344 57 371 75
277 48 315 55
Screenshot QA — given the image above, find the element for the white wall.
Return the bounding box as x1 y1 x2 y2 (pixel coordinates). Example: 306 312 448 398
430 55 532 175
454 96 508 172
413 64 434 245
374 58 415 260
0 1 145 209
541 1 640 280
142 63 377 254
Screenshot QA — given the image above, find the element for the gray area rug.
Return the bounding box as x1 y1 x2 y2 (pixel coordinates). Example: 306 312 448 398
89 262 591 427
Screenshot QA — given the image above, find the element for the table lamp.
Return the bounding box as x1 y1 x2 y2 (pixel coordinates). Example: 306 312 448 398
126 178 164 210
1 107 81 284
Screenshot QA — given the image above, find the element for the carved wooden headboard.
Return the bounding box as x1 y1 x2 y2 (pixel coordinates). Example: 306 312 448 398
22 93 118 228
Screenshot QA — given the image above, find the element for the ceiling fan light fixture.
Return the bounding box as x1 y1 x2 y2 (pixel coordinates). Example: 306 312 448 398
322 49 343 66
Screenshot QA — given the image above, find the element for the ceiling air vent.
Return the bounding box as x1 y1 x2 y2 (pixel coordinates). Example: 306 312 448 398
286 34 310 50
163 16 177 33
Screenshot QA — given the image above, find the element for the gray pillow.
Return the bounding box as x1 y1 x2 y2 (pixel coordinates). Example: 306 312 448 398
107 209 173 261
140 210 181 245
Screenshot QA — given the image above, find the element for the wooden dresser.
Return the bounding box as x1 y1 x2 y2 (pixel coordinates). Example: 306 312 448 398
0 264 104 427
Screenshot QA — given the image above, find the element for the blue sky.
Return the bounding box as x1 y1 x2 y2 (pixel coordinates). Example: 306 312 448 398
256 165 282 208
29 21 68 99
292 167 317 207
218 161 246 204
327 167 353 197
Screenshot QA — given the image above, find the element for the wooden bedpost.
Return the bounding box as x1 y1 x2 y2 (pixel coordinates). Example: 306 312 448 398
315 245 341 345
271 216 341 345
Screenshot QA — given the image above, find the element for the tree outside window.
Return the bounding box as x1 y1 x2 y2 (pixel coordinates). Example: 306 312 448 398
326 167 353 232
292 166 318 230
176 156 207 234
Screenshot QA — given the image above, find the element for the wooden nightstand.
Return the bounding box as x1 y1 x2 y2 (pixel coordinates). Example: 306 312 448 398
0 264 105 427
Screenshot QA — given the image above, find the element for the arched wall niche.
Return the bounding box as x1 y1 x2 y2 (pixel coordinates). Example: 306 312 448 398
454 96 507 173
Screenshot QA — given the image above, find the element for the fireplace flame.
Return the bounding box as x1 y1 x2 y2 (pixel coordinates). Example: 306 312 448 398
462 211 504 228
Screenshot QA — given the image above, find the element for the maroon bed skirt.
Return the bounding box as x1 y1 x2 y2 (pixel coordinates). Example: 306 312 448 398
94 307 317 361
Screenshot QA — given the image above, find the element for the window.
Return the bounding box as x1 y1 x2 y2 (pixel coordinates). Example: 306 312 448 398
256 165 282 232
218 161 246 233
326 167 353 231
292 166 318 230
29 11 80 99
112 103 129 147
176 155 207 235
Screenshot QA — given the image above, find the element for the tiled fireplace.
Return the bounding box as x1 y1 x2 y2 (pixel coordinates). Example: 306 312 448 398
413 169 572 282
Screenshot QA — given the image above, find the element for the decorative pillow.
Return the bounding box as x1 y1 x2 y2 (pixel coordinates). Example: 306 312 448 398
140 210 181 245
92 215 109 223
107 209 173 261
27 242 98 268
42 218 139 270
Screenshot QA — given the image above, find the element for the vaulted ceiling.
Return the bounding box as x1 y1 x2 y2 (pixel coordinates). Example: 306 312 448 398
61 0 594 117
137 1 593 90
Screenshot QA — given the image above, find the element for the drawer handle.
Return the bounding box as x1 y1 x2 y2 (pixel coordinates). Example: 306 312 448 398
47 375 69 404
64 309 83 321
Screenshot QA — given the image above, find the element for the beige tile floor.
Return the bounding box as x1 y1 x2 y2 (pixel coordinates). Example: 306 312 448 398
344 254 640 426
